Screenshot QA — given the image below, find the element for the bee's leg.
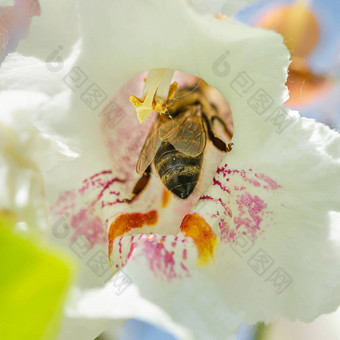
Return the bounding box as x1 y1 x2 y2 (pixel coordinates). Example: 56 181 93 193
202 113 233 153
199 98 233 140
124 165 152 203
211 115 233 140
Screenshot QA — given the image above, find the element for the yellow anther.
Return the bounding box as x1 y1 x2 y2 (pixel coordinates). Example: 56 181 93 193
129 95 153 123
153 102 167 114
129 95 143 107
167 82 178 103
129 68 177 123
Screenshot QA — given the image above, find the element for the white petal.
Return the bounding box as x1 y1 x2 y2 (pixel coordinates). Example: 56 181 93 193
71 0 339 325
60 284 195 340
0 0 14 6
193 116 340 323
16 0 80 60
0 93 50 233
268 307 340 340
222 0 262 16
103 234 243 340
2 0 340 336
189 0 226 14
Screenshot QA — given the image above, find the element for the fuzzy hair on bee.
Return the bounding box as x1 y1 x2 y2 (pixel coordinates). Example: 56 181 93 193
125 82 233 203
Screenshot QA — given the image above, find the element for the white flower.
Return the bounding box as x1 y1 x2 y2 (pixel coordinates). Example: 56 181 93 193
0 93 49 233
2 0 340 339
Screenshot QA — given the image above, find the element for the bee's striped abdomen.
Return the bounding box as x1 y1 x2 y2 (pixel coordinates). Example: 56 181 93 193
154 142 203 199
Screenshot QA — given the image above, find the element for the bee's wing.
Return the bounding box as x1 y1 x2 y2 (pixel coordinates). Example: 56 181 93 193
159 105 207 157
136 119 162 175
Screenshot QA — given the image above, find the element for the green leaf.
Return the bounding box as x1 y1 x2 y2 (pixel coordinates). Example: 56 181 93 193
0 214 75 340
255 322 272 340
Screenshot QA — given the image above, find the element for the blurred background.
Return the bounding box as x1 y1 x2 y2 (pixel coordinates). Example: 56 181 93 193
235 0 340 132
1 0 339 339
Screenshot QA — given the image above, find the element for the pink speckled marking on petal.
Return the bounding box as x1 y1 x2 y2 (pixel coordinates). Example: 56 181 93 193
118 237 123 254
180 262 190 277
70 209 106 247
78 170 126 206
200 195 232 217
51 170 127 245
234 192 267 240
141 238 176 280
112 235 192 281
223 228 236 243
201 164 282 244
139 236 193 281
255 172 282 190
234 186 246 191
216 164 281 191
213 178 231 194
50 190 76 216
219 219 236 243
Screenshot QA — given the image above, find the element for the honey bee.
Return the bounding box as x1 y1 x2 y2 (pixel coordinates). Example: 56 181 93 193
125 82 233 202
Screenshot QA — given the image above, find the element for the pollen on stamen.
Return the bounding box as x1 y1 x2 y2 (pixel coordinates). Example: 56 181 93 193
129 67 178 123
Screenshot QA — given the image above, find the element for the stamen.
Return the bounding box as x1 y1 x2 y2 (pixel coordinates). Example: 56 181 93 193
155 69 175 103
142 68 165 98
129 68 178 123
129 68 165 123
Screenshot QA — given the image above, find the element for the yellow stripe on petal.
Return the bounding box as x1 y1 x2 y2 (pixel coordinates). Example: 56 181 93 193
180 213 218 266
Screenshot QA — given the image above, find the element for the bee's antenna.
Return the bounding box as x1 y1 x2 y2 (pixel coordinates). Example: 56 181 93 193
165 109 173 119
